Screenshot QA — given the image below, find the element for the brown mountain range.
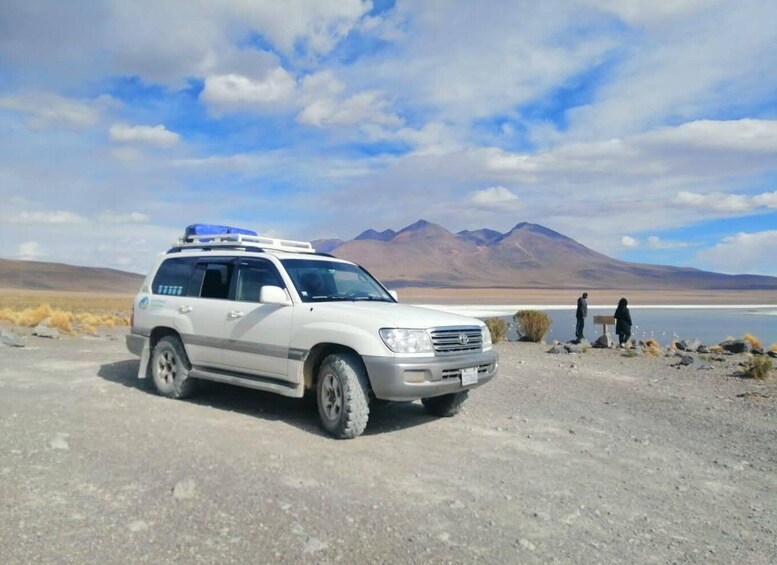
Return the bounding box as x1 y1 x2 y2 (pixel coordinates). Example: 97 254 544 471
1 221 774 293
313 220 777 290
0 258 144 293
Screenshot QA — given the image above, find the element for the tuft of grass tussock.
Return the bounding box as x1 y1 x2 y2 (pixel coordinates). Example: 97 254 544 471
513 310 552 343
770 343 777 353
742 356 773 380
642 338 662 356
485 318 508 344
709 344 724 354
0 303 129 334
742 333 762 349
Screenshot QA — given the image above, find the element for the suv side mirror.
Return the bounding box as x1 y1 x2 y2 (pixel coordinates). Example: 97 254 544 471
260 285 292 306
389 290 398 301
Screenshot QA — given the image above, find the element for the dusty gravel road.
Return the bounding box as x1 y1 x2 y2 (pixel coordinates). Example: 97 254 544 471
1 332 775 564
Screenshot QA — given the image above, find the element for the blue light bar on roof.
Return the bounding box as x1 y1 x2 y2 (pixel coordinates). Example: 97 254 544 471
184 224 258 239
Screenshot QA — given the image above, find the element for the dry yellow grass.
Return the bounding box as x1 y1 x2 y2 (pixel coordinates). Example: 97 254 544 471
771 343 777 353
709 344 724 354
742 333 762 350
0 291 131 334
642 338 662 356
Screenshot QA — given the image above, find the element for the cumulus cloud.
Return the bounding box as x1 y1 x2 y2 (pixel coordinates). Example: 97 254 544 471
7 211 88 225
109 123 180 147
468 187 522 210
201 69 296 113
16 241 44 260
646 236 690 249
98 211 150 224
0 93 111 128
674 190 777 213
698 230 777 275
621 236 639 248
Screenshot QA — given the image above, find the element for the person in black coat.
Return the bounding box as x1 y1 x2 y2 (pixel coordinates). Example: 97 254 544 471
614 297 632 346
575 292 588 341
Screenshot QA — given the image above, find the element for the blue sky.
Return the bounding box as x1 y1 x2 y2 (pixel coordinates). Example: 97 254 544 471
0 0 775 276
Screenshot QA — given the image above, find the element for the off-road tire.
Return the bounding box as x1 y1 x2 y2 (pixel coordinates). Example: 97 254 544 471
317 353 370 439
150 335 197 399
421 391 469 417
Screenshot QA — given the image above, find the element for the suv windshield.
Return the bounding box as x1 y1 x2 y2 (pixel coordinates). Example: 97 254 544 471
281 258 394 303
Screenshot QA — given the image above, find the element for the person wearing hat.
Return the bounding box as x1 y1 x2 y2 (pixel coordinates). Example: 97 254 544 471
575 292 588 341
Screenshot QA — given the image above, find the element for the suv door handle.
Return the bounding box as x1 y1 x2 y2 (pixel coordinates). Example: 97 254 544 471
179 305 193 313
228 310 244 319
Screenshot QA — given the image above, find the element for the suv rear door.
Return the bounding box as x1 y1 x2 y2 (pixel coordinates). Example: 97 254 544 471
175 257 236 369
221 257 294 381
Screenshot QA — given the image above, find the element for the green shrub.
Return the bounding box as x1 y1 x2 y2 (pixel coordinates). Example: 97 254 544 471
513 310 551 343
485 318 508 344
742 356 773 380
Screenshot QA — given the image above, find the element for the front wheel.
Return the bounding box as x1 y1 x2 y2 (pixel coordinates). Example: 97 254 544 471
421 391 469 417
317 353 370 439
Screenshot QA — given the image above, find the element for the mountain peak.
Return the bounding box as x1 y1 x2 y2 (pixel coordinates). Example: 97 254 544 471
399 219 436 232
355 228 397 242
507 222 567 240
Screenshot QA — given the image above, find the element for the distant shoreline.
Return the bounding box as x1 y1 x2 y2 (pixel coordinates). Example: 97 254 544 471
399 287 777 306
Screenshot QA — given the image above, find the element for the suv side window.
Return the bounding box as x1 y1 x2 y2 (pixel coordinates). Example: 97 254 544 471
234 258 285 303
152 257 197 296
189 259 235 300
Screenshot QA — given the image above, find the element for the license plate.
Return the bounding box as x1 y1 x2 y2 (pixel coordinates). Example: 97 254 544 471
461 367 478 386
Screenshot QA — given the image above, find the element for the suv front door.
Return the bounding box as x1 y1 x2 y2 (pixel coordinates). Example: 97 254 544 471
221 258 294 382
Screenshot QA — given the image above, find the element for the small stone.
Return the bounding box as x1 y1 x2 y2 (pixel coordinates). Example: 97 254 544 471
128 520 149 532
519 538 536 552
172 478 197 500
49 434 70 450
449 499 466 509
303 537 328 553
32 324 61 339
593 334 612 349
0 330 26 348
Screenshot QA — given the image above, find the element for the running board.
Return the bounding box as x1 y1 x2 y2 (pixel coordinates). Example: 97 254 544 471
190 367 303 398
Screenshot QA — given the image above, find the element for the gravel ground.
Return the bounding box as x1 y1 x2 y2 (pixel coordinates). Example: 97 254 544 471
1 331 775 564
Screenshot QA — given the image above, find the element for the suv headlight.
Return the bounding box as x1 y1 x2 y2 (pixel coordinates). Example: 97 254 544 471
379 328 434 354
482 325 493 351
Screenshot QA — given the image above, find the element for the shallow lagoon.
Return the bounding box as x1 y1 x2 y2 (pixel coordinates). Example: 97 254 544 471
421 305 777 346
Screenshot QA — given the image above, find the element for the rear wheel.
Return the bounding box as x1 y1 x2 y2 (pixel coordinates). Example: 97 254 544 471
421 391 469 417
150 336 197 399
317 353 370 439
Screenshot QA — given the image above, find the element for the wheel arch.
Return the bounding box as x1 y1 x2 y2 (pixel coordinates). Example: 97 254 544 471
149 326 183 350
303 343 370 393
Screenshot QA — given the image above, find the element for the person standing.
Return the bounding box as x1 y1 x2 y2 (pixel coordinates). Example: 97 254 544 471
575 292 588 341
614 297 632 347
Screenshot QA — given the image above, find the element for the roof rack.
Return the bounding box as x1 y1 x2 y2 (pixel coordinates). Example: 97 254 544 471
171 232 316 254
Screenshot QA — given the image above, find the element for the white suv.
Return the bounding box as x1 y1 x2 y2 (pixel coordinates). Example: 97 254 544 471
126 226 498 438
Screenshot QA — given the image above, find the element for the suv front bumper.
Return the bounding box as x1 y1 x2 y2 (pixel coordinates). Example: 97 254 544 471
363 350 498 401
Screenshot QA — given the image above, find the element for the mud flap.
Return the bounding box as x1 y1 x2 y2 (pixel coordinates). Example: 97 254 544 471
137 344 150 379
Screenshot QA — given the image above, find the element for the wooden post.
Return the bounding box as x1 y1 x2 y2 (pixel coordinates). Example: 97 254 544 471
593 315 616 335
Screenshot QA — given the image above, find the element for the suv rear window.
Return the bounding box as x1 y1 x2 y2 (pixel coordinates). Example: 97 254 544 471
152 257 197 296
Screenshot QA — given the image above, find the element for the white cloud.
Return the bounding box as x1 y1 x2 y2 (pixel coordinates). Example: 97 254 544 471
98 211 150 224
621 236 639 248
469 187 522 210
0 93 110 128
16 241 44 260
752 191 777 208
674 190 777 213
109 123 180 147
646 236 690 249
201 69 296 112
698 231 777 275
298 89 401 128
7 211 88 225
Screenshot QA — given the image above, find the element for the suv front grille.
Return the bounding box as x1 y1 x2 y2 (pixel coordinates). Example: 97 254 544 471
430 327 483 355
